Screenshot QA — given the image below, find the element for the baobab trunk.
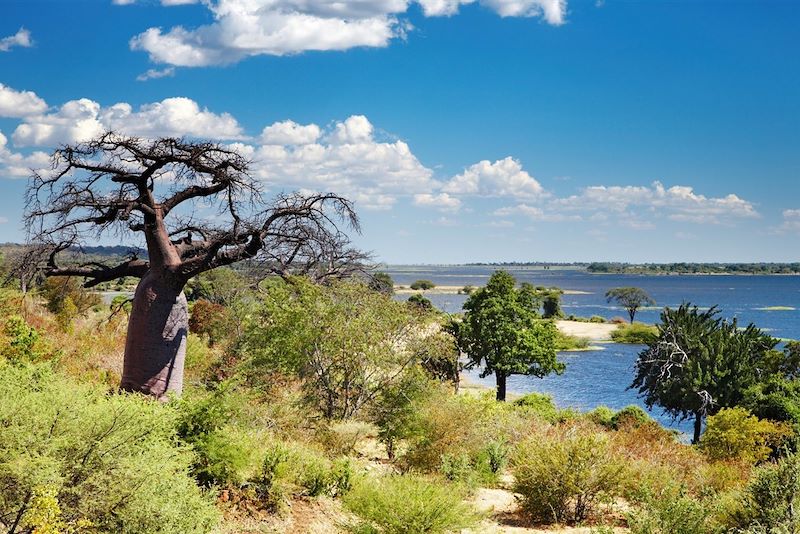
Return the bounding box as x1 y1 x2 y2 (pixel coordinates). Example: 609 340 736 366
120 270 188 399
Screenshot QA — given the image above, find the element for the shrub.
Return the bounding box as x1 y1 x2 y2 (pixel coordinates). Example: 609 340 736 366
343 474 479 534
0 362 219 533
410 280 435 290
611 322 658 344
590 315 606 323
319 420 376 456
512 429 626 524
587 406 616 427
626 486 713 534
240 278 419 419
400 391 529 475
513 392 559 422
735 453 800 532
407 293 434 311
1 315 54 363
700 407 791 464
555 330 591 350
188 299 231 346
610 405 653 430
372 368 437 460
254 440 353 512
175 383 258 487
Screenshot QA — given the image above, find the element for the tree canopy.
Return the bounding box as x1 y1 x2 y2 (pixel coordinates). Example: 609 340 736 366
449 270 563 401
631 303 784 443
605 287 655 323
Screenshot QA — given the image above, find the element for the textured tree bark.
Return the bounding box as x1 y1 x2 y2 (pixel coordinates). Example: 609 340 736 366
120 270 188 399
496 372 507 402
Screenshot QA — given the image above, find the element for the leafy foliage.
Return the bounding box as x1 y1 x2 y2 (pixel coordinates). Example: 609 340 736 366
611 322 659 344
605 287 655 323
410 280 436 290
239 278 418 419
631 304 782 442
700 407 790 464
0 363 219 533
343 475 479 534
449 270 562 400
512 429 625 524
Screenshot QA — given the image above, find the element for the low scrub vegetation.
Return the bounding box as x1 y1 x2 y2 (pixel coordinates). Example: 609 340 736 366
1 263 800 533
611 322 659 344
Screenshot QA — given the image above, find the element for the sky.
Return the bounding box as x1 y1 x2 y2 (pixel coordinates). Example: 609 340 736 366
0 0 798 264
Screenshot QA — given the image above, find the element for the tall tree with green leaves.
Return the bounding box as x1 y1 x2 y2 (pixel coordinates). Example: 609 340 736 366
631 304 780 443
449 270 563 401
605 287 655 323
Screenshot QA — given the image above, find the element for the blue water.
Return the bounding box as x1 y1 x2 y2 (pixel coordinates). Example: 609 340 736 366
388 265 800 435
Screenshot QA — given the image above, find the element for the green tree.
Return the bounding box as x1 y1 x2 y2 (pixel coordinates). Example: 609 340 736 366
541 289 563 319
449 270 563 401
631 304 780 443
410 280 435 290
240 278 419 419
605 287 655 323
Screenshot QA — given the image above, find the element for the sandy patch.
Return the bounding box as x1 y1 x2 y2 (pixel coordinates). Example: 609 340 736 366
556 320 618 341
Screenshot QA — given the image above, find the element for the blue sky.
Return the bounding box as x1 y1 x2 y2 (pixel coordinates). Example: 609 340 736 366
0 0 798 263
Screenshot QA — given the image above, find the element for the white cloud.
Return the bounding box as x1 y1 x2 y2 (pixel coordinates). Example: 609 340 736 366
442 156 544 199
12 96 243 147
126 0 568 67
100 97 243 139
420 0 566 22
550 181 758 224
0 130 50 179
0 28 32 52
493 203 545 219
413 192 462 212
773 209 800 234
249 115 436 210
260 120 321 145
0 83 48 118
136 66 176 81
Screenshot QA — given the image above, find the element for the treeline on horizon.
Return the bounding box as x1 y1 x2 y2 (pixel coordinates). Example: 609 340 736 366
463 260 800 274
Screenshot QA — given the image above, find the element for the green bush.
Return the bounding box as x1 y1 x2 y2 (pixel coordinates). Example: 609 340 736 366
700 407 791 464
735 453 800 532
512 430 626 524
590 315 607 323
587 406 616 427
555 330 591 350
0 362 219 533
610 405 653 430
1 315 54 363
611 322 658 344
626 486 713 534
254 440 353 512
410 280 435 290
343 474 479 534
513 392 559 422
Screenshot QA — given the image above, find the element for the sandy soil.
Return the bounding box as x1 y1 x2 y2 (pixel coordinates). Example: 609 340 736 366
555 320 618 341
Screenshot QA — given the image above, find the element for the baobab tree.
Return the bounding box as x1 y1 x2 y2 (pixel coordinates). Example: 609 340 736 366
24 133 366 399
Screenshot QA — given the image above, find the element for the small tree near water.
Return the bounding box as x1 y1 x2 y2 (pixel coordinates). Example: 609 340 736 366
605 287 654 323
449 270 563 401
